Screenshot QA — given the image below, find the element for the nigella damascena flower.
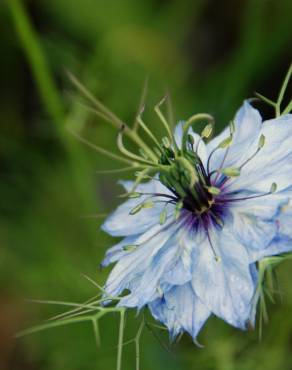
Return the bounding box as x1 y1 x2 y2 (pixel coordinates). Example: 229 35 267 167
101 101 292 340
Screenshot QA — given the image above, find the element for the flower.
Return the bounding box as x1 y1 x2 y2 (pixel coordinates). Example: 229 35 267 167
101 101 292 341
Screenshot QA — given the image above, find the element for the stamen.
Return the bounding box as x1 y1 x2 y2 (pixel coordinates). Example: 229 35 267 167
129 192 178 201
213 145 231 184
238 134 265 170
207 147 220 175
217 183 277 203
159 207 167 225
201 123 213 139
128 168 155 194
181 114 214 156
203 221 220 262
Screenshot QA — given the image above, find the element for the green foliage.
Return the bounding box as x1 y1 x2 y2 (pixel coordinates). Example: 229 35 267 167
1 0 292 369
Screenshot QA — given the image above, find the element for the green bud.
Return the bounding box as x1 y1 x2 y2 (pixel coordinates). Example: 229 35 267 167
129 203 143 215
123 244 138 252
201 123 213 139
270 182 277 193
159 208 167 225
206 186 221 195
219 136 233 149
258 134 265 149
220 167 241 177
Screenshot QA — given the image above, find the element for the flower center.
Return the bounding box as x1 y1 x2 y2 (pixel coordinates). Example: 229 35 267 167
158 145 216 216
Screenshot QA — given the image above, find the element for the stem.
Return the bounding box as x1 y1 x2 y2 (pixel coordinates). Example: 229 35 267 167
135 321 145 370
276 63 292 117
117 309 126 370
7 0 64 127
92 318 101 348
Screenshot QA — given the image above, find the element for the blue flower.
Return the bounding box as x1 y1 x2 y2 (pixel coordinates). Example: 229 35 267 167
101 101 292 341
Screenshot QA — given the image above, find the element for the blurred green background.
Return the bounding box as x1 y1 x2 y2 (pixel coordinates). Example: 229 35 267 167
1 0 292 369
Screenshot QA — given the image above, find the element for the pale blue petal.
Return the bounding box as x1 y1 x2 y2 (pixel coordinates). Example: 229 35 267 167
228 191 288 219
118 218 192 308
148 296 182 339
192 225 255 329
248 264 259 328
160 225 194 286
148 283 210 340
102 179 173 237
248 236 292 263
276 202 292 239
248 202 292 262
104 220 179 299
163 283 210 340
119 234 179 308
100 234 140 267
207 101 262 172
231 210 278 255
228 114 292 193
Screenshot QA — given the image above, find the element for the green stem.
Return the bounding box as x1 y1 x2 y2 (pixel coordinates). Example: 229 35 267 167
276 63 292 117
117 309 126 370
8 0 64 128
